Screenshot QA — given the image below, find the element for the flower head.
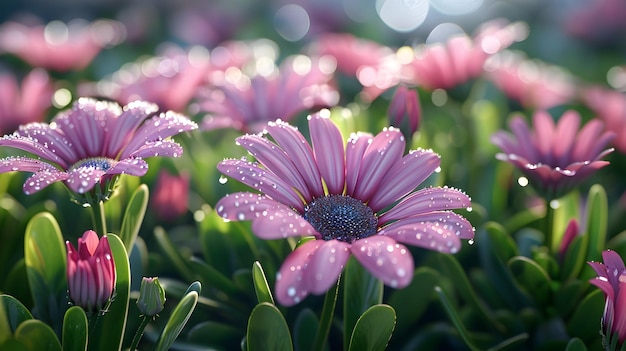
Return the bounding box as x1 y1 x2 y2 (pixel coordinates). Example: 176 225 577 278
400 19 527 91
0 68 54 135
582 86 626 153
491 110 614 199
66 230 116 312
0 98 197 198
0 18 125 72
215 112 474 306
388 85 421 136
136 277 166 317
199 53 339 133
589 250 626 346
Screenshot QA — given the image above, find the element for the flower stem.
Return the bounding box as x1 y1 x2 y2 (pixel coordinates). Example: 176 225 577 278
312 276 341 351
90 197 107 236
544 200 555 252
129 315 151 351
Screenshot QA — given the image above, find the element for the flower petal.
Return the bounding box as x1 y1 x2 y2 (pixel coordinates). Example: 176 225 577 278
108 158 148 176
345 132 373 196
309 113 346 195
66 167 107 194
218 158 305 211
351 235 414 288
128 140 184 158
251 207 317 239
0 133 66 167
304 240 350 294
275 240 320 306
22 168 68 195
369 149 441 212
379 187 471 223
265 120 324 197
353 127 405 202
105 100 159 157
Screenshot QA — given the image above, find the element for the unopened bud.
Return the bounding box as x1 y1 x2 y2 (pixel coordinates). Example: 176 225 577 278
136 277 166 317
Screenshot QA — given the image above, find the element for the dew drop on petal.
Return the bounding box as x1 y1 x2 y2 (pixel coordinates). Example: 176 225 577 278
218 175 228 184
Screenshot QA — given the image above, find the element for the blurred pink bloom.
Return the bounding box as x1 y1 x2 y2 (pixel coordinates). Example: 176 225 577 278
0 98 197 196
199 53 339 132
564 0 626 44
388 85 421 136
0 69 54 135
491 110 614 199
484 51 576 110
0 18 125 72
215 113 474 305
558 219 579 259
582 86 626 153
66 230 116 312
308 33 398 101
151 170 189 221
589 250 626 345
400 19 527 91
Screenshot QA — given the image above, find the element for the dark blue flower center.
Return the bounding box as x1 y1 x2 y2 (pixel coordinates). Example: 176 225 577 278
72 157 113 171
303 195 378 243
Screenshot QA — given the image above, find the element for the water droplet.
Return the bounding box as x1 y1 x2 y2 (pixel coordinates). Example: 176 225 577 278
218 175 228 184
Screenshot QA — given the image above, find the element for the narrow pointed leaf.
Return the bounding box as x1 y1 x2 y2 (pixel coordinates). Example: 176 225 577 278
293 309 318 351
387 267 437 336
155 284 200 351
154 227 195 282
435 286 482 351
89 234 130 351
566 289 604 343
348 304 396 351
508 256 552 306
119 184 149 252
252 261 274 305
584 185 607 264
246 302 293 351
62 306 87 351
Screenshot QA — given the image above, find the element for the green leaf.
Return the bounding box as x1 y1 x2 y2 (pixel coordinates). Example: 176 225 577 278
508 256 552 306
24 212 68 334
186 321 243 348
438 254 506 332
155 282 200 351
61 306 87 351
154 227 195 283
293 309 318 351
343 257 383 351
584 185 608 264
387 267 438 336
252 261 274 305
560 235 589 281
88 234 130 351
565 337 587 351
1 294 33 333
348 304 396 351
435 286 482 351
187 256 238 295
0 295 11 344
119 184 149 252
246 302 292 351
566 289 604 343
14 319 61 351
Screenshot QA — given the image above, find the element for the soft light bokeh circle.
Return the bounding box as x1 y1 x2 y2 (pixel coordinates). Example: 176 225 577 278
274 4 310 42
376 0 429 32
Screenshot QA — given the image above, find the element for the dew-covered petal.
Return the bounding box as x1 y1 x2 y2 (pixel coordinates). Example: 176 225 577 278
309 113 346 195
218 158 305 211
0 133 66 167
216 192 278 221
304 240 350 294
0 156 57 173
252 207 318 239
66 167 108 194
23 169 69 194
369 149 441 212
128 140 184 159
352 127 405 202
350 235 414 288
275 240 320 306
108 158 148 177
379 187 471 223
14 123 76 164
120 110 198 159
379 211 474 252
572 118 614 161
265 120 324 197
105 100 159 157
345 132 373 195
236 134 313 201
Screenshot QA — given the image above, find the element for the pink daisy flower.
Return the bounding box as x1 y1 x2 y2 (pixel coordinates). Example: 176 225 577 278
589 250 626 347
215 112 474 306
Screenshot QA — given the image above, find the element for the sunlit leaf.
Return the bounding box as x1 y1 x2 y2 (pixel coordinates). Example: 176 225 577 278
246 302 292 351
348 304 396 351
61 306 87 351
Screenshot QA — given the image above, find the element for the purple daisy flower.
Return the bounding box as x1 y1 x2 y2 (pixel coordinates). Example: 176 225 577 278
491 110 614 200
215 112 474 306
0 98 197 197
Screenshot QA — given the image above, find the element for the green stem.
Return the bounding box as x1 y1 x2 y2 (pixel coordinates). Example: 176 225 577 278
129 315 151 351
90 197 107 236
544 200 555 253
312 276 340 351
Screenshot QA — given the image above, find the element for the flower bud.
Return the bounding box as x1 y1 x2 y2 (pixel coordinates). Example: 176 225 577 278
136 277 166 317
66 230 116 312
